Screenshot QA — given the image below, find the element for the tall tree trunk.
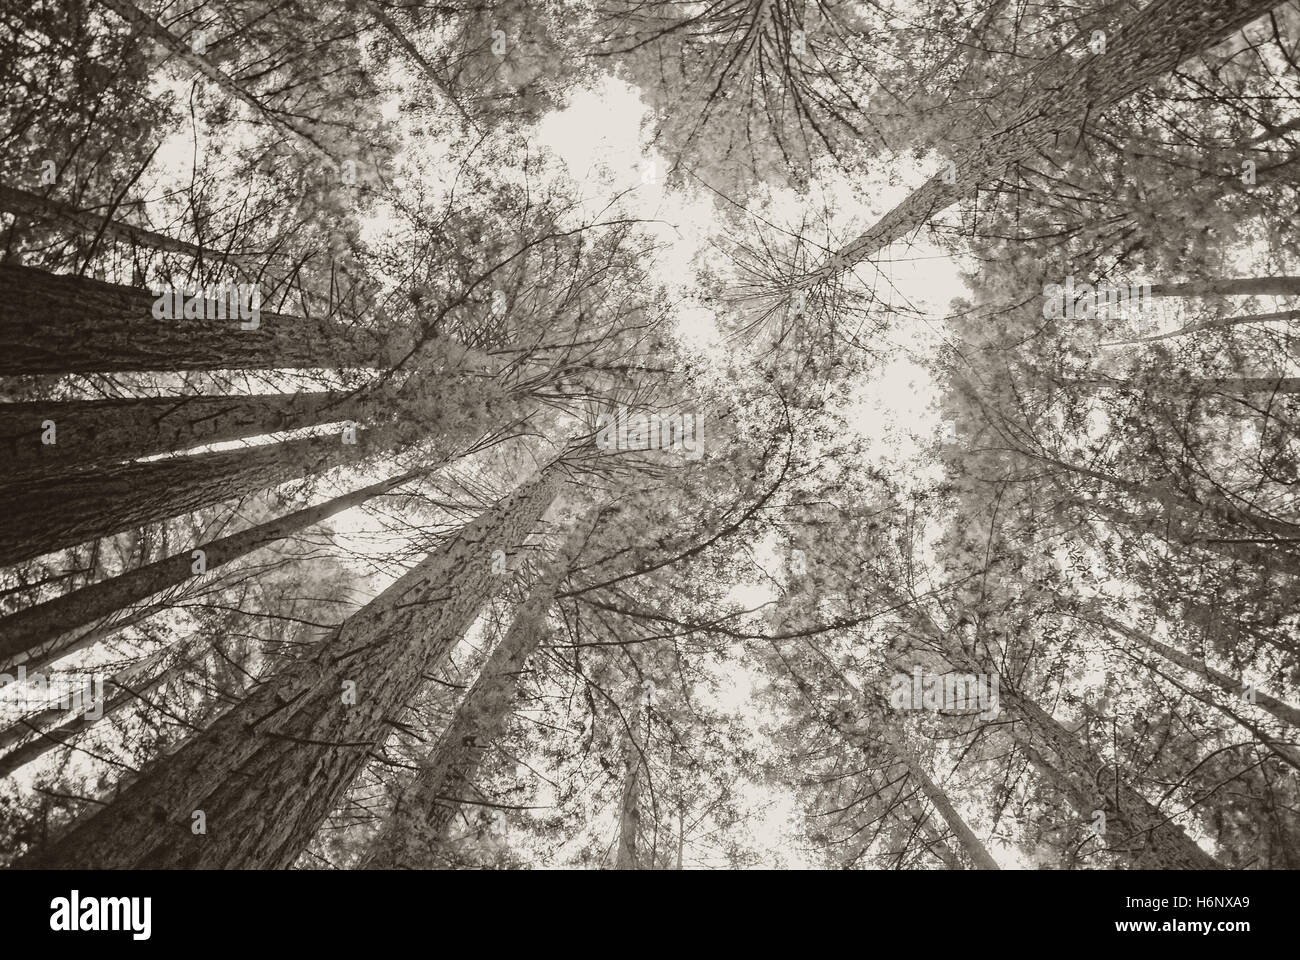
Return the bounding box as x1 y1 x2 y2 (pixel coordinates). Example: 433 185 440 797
360 560 571 868
878 722 1000 869
1102 309 1300 346
1148 278 1300 298
998 683 1221 868
894 603 1223 868
992 677 1220 868
0 392 365 482
0 264 385 374
1086 499 1300 572
807 0 1279 285
0 426 400 569
900 795 964 869
0 184 221 260
1078 606 1300 729
0 467 430 672
14 456 572 869
97 0 335 162
0 644 188 778
364 1 472 124
1064 374 1300 395
1030 452 1300 547
615 713 646 870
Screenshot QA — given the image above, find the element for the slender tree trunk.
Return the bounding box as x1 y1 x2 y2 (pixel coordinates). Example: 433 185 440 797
365 1 472 124
807 0 1279 284
878 723 999 869
360 562 569 868
1103 309 1300 346
0 264 385 374
902 796 964 869
1033 452 1300 546
0 645 188 778
97 0 335 162
14 457 572 869
895 604 1222 868
1079 607 1300 729
1148 278 1300 298
0 467 430 672
0 392 365 482
0 184 220 260
1066 374 1300 395
615 714 645 869
0 426 399 569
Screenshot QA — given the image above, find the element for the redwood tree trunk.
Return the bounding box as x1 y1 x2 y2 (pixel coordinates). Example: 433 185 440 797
1148 278 1300 298
14 458 571 869
0 646 186 778
878 722 1000 869
0 264 384 374
1081 607 1300 729
0 184 222 260
97 0 334 162
0 467 429 672
902 796 964 869
0 426 399 568
0 392 365 482
615 714 645 869
898 604 1222 869
809 0 1279 284
361 564 567 867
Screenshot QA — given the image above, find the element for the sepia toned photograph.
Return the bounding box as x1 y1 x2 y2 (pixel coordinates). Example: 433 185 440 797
0 0 1294 922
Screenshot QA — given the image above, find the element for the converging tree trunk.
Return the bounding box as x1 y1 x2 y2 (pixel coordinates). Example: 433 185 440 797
96 0 335 162
0 392 365 482
894 603 1222 869
14 455 573 869
1077 606 1300 729
877 722 999 869
0 184 225 260
0 426 401 569
0 644 190 779
614 709 646 870
0 466 432 672
0 264 385 374
805 0 1280 286
360 560 571 868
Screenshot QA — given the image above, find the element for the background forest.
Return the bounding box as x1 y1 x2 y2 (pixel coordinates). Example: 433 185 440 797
0 0 1298 870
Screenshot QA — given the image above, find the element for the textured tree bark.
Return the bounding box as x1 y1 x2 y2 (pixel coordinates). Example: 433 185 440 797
0 426 400 569
807 0 1280 284
0 392 365 482
0 467 429 673
14 458 571 869
0 264 384 374
360 562 569 868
